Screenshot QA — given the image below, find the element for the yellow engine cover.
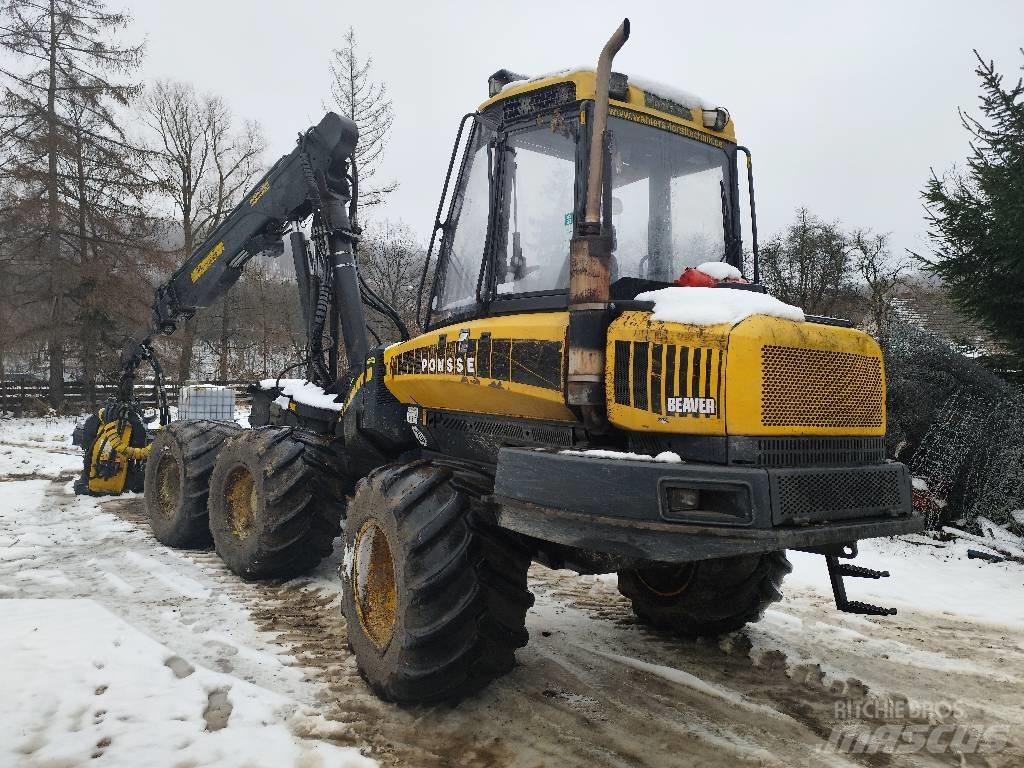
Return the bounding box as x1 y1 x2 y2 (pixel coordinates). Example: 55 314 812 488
605 311 730 435
383 313 575 423
606 312 886 437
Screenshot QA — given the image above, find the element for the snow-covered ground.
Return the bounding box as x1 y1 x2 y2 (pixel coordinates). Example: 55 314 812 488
0 418 373 768
0 416 82 480
0 487 373 766
3 598 371 767
1 415 1022 767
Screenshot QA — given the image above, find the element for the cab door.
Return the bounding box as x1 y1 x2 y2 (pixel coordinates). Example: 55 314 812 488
385 109 583 423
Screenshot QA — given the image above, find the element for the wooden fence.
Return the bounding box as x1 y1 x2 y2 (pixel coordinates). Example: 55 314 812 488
0 379 254 415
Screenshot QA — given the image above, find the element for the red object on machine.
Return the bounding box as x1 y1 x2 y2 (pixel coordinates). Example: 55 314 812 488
674 266 751 287
674 268 720 287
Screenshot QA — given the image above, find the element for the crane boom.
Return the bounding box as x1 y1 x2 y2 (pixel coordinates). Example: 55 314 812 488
121 111 366 380
76 111 377 496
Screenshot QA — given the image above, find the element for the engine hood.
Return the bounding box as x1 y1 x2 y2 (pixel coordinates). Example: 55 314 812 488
604 311 886 437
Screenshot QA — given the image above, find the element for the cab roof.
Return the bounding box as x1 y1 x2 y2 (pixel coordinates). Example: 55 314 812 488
478 68 736 144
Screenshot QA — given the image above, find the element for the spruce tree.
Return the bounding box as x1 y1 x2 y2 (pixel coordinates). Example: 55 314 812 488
328 27 396 224
921 50 1024 360
0 0 144 406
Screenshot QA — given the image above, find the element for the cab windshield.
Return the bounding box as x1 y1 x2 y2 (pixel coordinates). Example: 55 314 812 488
430 105 737 326
607 115 733 284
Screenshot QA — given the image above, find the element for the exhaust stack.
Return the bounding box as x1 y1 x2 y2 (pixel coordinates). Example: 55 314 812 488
583 18 630 228
567 18 630 429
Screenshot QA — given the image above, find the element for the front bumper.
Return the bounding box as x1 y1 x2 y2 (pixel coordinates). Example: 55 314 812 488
491 448 922 563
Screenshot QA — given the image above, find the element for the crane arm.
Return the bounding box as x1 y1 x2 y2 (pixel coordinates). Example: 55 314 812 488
77 111 379 497
120 112 362 378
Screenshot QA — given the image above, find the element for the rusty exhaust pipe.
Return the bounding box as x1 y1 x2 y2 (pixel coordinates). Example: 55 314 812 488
584 18 630 227
567 18 630 430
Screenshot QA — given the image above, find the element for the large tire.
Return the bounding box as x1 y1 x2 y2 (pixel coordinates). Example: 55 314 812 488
207 427 345 580
144 420 241 548
341 461 534 704
617 551 792 638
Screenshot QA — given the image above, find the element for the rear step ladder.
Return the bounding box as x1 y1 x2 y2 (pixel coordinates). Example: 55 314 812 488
825 555 897 616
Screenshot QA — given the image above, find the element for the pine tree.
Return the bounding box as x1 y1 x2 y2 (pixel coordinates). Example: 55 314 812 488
328 26 396 224
0 0 144 407
921 50 1024 360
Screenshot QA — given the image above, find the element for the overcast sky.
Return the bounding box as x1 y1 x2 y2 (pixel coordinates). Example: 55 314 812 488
131 0 1024 263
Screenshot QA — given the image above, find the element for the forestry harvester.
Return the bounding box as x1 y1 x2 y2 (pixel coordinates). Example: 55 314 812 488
76 20 922 703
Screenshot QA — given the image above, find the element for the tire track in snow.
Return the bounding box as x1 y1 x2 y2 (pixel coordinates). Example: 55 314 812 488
98 497 846 767
96 492 1024 768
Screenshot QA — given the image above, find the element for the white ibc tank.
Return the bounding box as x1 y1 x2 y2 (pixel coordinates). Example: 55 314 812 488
178 385 235 421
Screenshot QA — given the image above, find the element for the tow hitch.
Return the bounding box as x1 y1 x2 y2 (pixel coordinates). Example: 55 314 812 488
825 549 897 616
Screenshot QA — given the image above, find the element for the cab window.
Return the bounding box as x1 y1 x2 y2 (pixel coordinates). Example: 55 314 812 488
432 124 493 323
494 113 578 298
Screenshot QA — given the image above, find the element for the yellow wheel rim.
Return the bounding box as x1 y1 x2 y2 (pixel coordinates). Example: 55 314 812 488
637 564 696 598
156 454 180 519
352 520 397 649
224 466 257 540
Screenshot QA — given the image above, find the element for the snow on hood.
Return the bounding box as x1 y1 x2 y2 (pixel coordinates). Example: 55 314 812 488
634 286 805 327
695 261 742 281
258 378 343 412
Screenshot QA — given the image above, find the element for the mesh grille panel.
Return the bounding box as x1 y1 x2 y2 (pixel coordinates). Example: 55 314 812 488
761 345 883 428
755 437 885 467
500 82 577 123
428 412 573 446
775 466 903 523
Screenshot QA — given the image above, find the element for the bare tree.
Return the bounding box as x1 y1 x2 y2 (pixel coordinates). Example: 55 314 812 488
851 230 909 341
191 259 304 381
329 26 396 223
359 219 423 344
141 81 265 383
760 207 854 316
0 0 143 406
199 97 264 382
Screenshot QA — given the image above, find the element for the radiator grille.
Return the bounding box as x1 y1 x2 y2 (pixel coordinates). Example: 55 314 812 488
773 465 904 525
499 82 577 123
611 340 722 420
753 437 886 467
761 346 883 428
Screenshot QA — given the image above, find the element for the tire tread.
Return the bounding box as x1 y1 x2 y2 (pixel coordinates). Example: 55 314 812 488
619 551 791 638
208 427 346 580
343 461 534 704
